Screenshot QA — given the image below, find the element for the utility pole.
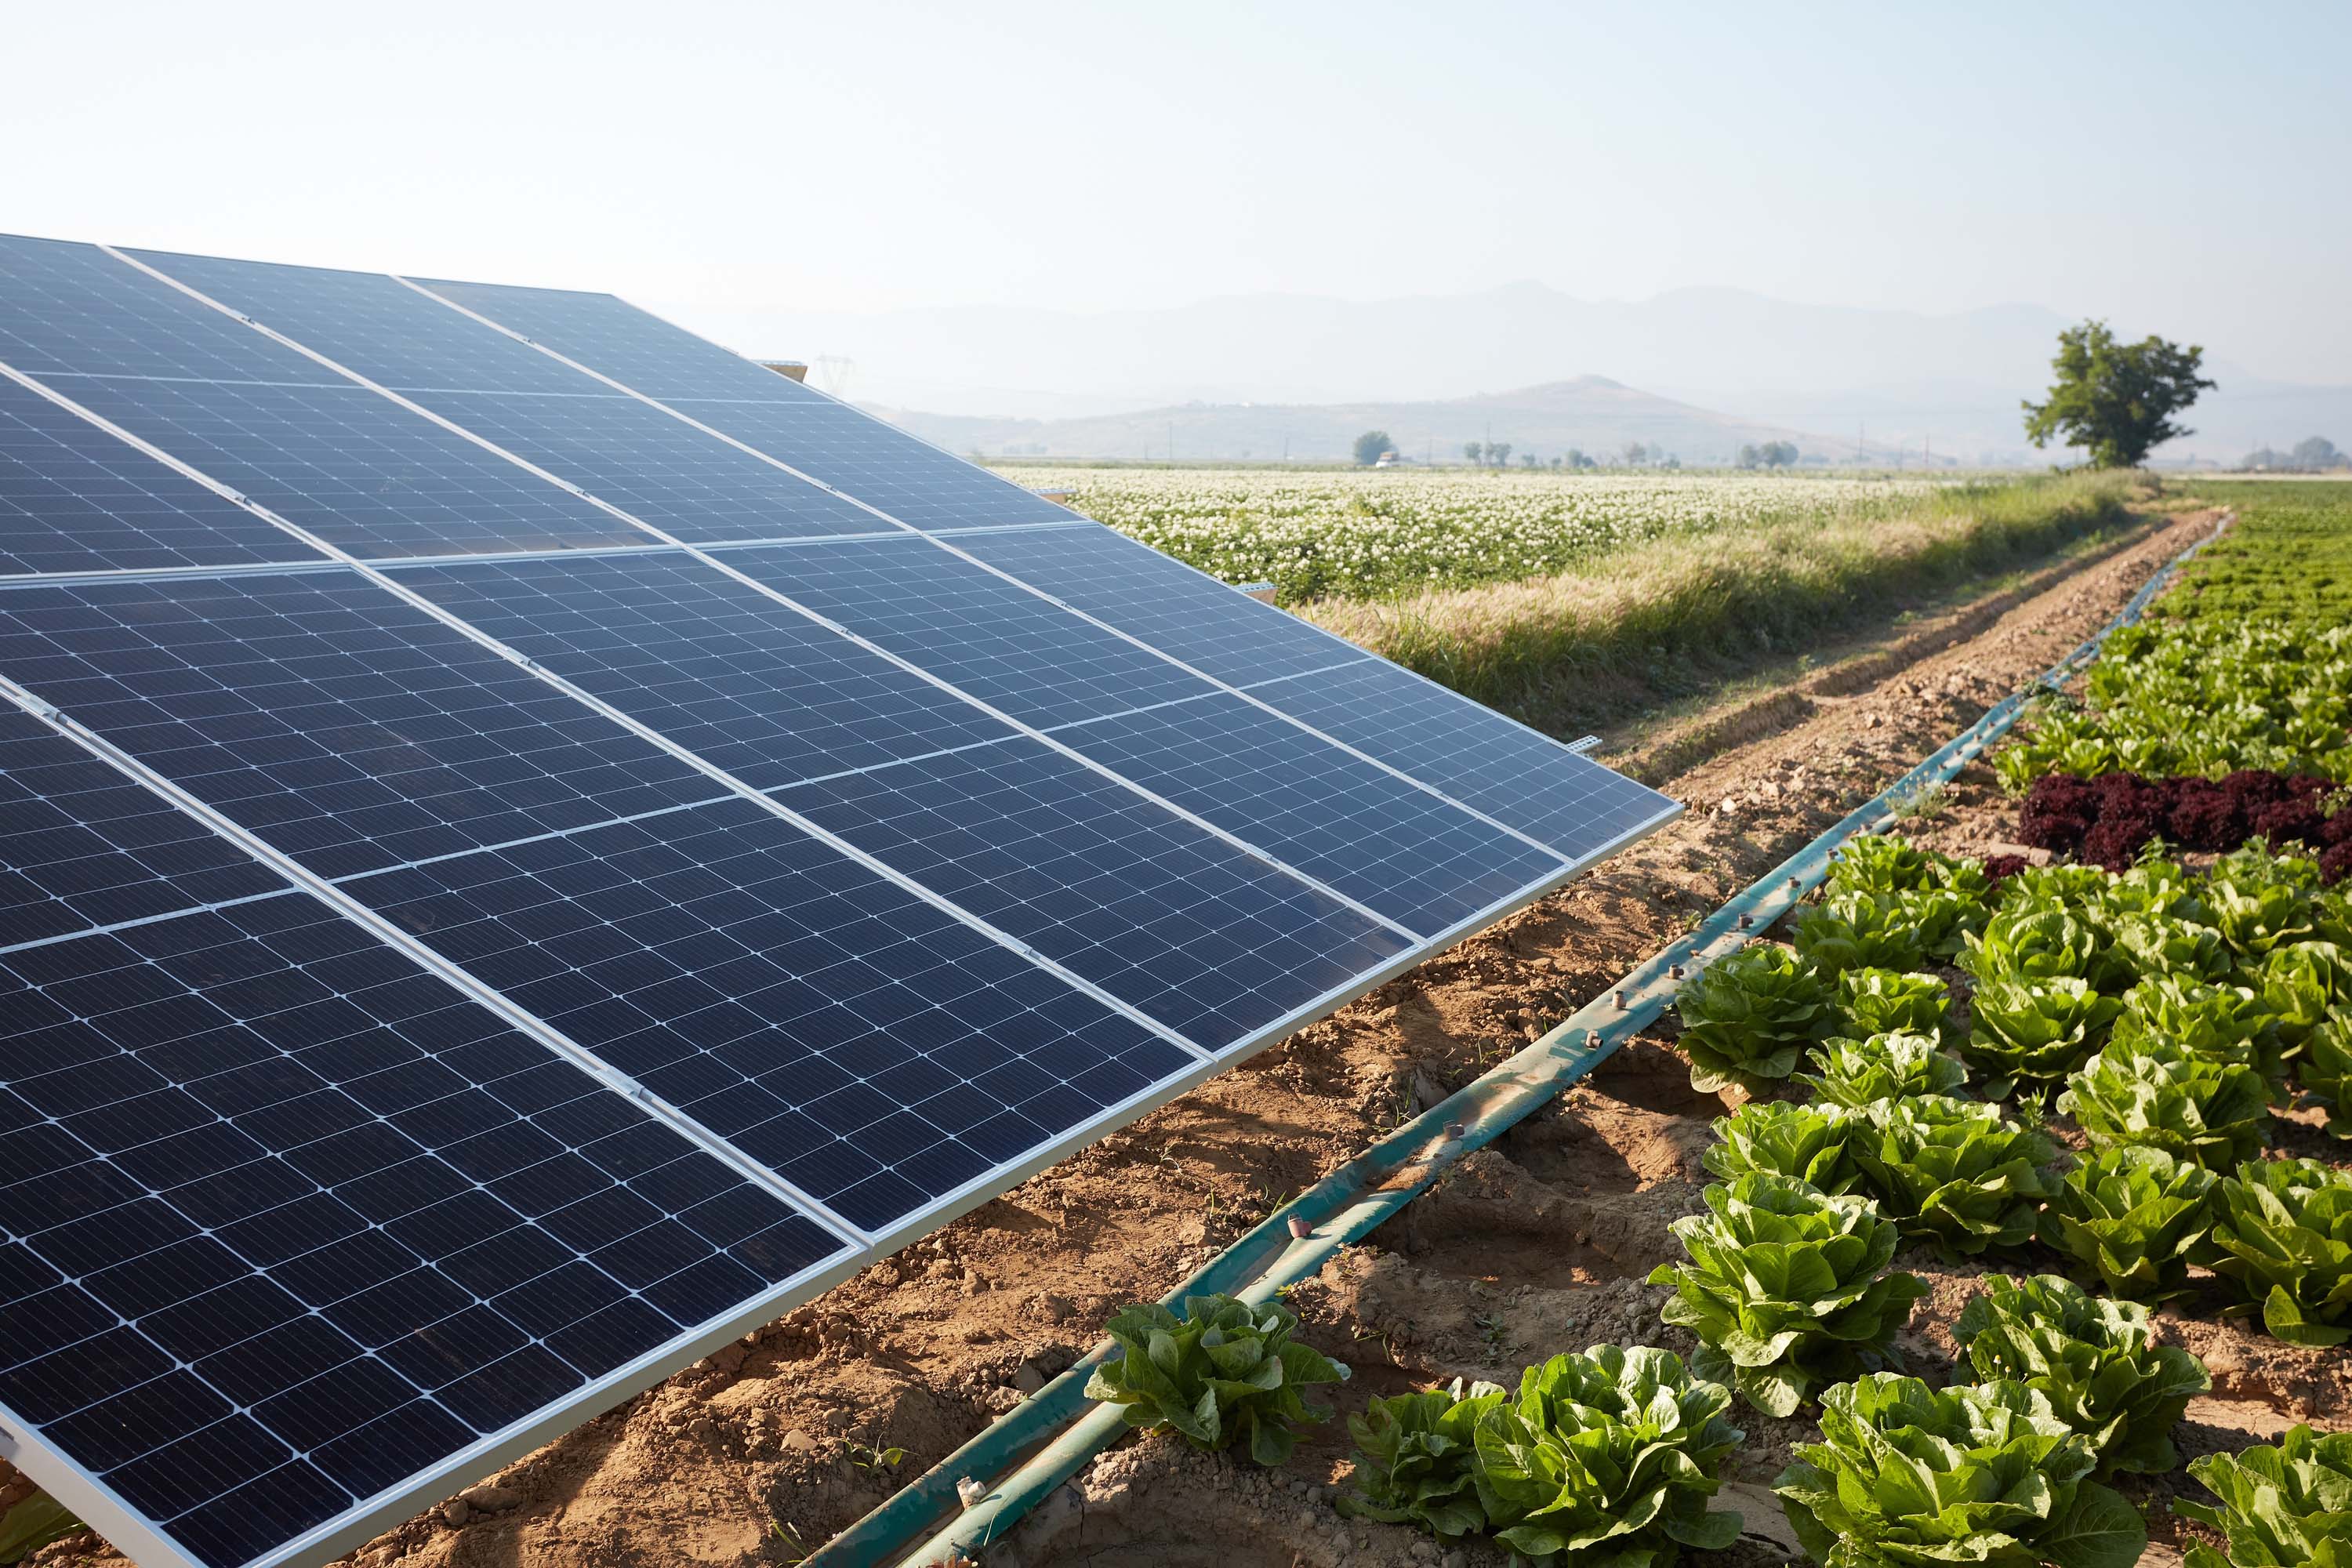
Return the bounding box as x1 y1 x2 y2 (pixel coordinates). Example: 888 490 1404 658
1168 421 1174 464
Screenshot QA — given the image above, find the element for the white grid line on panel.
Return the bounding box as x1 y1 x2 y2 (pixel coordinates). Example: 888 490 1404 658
397 278 1602 870
92 252 1424 950
1 343 1213 1082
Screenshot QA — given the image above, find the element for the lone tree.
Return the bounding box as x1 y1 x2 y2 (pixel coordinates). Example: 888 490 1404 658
1352 429 1393 466
2022 320 2214 468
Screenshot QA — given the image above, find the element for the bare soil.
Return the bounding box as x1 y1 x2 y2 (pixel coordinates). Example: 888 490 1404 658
27 506 2300 1568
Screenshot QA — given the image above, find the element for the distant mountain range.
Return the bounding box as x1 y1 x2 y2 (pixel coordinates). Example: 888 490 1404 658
689 281 2347 466
870 377 1860 466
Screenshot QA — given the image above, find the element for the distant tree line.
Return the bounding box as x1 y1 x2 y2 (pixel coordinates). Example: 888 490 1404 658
2239 436 2346 472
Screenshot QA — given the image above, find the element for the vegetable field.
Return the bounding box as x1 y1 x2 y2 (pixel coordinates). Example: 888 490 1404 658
995 466 1947 602
1014 485 2352 1568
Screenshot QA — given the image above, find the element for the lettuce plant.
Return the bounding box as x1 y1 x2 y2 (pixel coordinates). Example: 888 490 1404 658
1472 1345 1744 1566
1702 1099 1863 1192
1851 1095 2061 1255
1961 975 2121 1100
2035 1144 2219 1301
2179 1424 2352 1568
1339 1377 1507 1538
2059 1036 2270 1171
2002 862 2115 914
1773 1374 2144 1568
2208 869 2324 960
2108 910 2234 984
1675 945 1835 1094
1828 833 1939 895
1791 890 1934 976
1962 907 2129 993
2254 939 2352 1054
1650 1174 1926 1417
2207 1158 2352 1345
1950 1273 2208 1476
2113 974 2286 1093
1835 966 1952 1042
1798 1031 1967 1108
2302 1018 2352 1138
1083 1294 1345 1462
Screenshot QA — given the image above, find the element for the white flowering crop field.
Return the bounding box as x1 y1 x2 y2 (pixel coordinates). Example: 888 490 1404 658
995 466 1947 602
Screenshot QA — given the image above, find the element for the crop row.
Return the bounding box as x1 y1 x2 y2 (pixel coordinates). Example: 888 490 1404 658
2000 482 2352 787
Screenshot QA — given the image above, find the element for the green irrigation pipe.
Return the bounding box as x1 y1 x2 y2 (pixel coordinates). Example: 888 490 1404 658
809 513 2227 1568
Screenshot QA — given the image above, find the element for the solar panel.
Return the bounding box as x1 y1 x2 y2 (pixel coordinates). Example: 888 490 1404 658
0 377 321 578
720 535 1220 728
0 237 641 561
377 550 1022 789
0 707 289 948
0 234 1681 1568
400 278 1076 530
336 797 1196 1230
0 898 845 1568
115 250 887 544
0 571 723 879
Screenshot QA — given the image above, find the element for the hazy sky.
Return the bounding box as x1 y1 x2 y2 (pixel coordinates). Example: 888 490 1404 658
9 1 2347 383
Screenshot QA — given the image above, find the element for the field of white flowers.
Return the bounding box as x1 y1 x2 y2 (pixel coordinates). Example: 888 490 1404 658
994 466 1947 602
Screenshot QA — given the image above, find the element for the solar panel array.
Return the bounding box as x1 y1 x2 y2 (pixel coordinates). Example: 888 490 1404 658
0 233 1680 1568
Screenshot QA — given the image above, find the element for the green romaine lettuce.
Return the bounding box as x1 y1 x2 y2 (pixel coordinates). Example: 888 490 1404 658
1339 1377 1508 1537
1472 1345 1744 1566
1083 1294 1345 1464
1701 1099 1863 1192
2206 1159 2352 1346
1798 1030 1968 1108
1962 975 2121 1100
2035 1144 2219 1301
1834 966 1952 1043
1674 945 1835 1095
2059 1035 2270 1171
2112 973 2287 1094
1950 1273 2209 1476
1650 1174 1926 1417
1773 1374 2143 1568
1851 1095 2062 1255
2179 1424 2352 1568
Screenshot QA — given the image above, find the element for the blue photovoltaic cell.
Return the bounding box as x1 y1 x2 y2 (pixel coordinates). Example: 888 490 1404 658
0 571 720 879
952 521 1367 687
774 737 1410 1044
1054 693 1568 935
412 390 882 543
0 236 639 559
0 377 320 577
0 706 291 949
399 279 1075 531
659 398 1077 530
380 550 1020 790
118 249 604 399
720 535 1216 728
119 249 883 544
338 797 1196 1232
0 899 843 1568
408 278 829 406
1250 659 1679 859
